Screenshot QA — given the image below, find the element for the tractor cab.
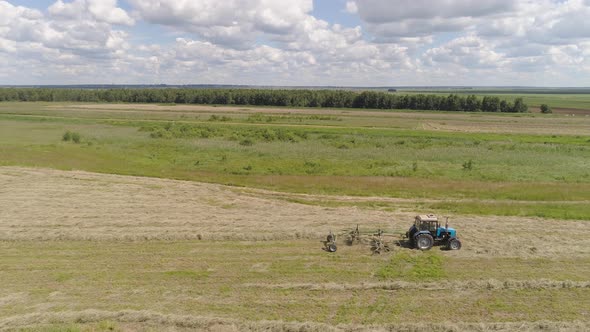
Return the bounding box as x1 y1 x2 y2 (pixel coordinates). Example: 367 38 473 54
415 214 439 232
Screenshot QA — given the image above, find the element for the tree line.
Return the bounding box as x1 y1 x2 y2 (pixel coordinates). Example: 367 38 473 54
0 88 529 113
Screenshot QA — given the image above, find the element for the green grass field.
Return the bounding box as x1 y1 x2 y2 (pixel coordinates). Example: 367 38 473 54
1 102 589 219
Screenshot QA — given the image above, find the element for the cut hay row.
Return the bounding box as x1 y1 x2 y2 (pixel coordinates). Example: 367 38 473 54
0 230 321 242
243 279 590 291
1 309 588 332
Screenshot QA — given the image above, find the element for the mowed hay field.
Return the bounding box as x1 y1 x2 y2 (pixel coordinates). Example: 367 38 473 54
1 101 590 331
2 167 590 331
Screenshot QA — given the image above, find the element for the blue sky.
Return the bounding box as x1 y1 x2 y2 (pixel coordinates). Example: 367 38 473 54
313 0 362 29
1 0 589 86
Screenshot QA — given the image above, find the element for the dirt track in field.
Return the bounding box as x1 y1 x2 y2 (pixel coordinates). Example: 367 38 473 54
1 166 589 258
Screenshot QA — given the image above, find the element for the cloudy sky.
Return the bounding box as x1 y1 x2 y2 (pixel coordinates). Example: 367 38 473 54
1 0 589 86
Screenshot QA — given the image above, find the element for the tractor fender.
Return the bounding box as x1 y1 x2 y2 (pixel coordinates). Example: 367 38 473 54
414 230 431 238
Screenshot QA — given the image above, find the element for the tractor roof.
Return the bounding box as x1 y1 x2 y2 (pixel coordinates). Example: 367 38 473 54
416 214 438 222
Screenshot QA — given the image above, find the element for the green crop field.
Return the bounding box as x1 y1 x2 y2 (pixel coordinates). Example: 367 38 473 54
1 101 589 331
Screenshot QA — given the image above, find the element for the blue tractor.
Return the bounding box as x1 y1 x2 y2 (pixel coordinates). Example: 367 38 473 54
406 214 461 250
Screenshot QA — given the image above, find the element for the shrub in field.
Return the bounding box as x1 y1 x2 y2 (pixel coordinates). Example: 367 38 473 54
71 132 81 143
62 130 81 143
62 131 72 141
303 160 322 174
238 128 308 143
141 122 309 146
540 104 553 114
247 113 274 123
142 123 221 139
240 138 254 146
293 131 309 140
209 115 232 122
462 159 474 171
228 133 241 141
150 128 173 139
252 128 273 142
276 129 299 142
197 127 217 138
319 133 339 140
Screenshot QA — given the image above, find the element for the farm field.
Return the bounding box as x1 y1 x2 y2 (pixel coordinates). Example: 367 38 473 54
1 167 590 331
1 101 590 331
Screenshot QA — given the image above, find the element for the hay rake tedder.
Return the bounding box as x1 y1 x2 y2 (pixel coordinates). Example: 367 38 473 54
323 225 396 254
323 214 462 254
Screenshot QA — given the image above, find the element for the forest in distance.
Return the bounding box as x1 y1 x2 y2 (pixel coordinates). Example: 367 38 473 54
0 88 529 113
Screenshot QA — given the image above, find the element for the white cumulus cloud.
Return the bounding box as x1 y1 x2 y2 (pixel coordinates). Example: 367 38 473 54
49 0 134 26
0 0 590 86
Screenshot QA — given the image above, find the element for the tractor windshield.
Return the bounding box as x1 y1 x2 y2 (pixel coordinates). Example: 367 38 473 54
415 218 438 232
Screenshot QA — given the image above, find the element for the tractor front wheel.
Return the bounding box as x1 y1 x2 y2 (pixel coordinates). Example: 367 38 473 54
415 234 434 251
447 238 461 250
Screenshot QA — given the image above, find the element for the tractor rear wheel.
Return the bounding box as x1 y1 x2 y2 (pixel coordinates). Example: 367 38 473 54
447 238 461 250
415 233 434 250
